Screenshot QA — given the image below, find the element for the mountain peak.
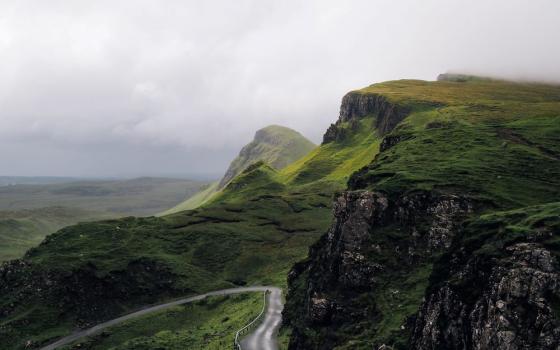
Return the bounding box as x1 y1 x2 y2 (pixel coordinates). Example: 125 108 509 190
218 125 315 188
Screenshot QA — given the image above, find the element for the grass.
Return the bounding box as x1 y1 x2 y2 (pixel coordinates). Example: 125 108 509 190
3 77 559 349
0 112 381 349
158 182 220 216
163 125 316 215
0 207 111 262
349 79 560 208
58 293 264 350
0 177 209 262
284 78 560 349
0 177 209 216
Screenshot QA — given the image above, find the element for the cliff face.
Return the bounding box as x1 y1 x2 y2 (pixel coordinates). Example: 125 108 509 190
284 189 473 349
322 92 409 144
285 78 560 349
411 207 560 350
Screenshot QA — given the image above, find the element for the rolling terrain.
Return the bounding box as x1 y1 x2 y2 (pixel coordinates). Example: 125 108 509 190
161 125 316 215
0 104 378 349
1 75 559 350
0 177 208 262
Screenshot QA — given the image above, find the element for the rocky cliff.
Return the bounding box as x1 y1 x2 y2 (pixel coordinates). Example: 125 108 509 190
322 92 410 144
284 78 560 349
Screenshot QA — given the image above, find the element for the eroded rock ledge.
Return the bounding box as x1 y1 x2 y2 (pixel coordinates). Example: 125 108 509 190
322 92 410 144
412 242 560 350
284 189 473 349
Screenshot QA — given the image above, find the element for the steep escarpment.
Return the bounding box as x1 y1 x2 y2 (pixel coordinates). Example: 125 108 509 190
284 78 560 349
323 92 410 144
284 190 474 349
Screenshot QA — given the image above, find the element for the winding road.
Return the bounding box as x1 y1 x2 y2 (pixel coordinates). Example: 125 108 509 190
240 287 283 350
40 286 283 350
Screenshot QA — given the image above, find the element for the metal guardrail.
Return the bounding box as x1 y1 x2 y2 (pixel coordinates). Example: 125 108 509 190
233 290 268 349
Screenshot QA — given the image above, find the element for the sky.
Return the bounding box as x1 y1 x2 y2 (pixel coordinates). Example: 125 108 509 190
1 0 559 178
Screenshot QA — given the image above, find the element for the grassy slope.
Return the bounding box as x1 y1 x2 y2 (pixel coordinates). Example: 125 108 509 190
0 178 207 262
0 118 381 349
59 293 263 350
163 125 316 215
285 78 560 349
220 125 317 185
158 181 219 216
352 79 560 206
354 79 559 348
0 207 111 262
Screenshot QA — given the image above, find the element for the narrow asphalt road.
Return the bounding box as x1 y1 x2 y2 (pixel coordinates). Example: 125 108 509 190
240 287 283 350
40 286 279 350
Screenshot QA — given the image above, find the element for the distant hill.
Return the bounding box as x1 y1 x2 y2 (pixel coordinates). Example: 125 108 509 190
0 207 110 262
218 125 316 188
161 125 315 215
0 177 208 261
0 176 80 186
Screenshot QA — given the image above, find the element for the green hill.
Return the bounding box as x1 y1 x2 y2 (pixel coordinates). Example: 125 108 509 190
162 125 316 215
218 125 316 188
284 78 560 349
1 77 559 349
0 112 379 349
0 178 208 262
0 207 110 262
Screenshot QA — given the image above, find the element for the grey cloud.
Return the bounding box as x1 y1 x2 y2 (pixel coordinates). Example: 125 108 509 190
1 0 559 177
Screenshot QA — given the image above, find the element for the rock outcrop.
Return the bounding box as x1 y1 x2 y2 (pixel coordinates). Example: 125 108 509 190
322 92 410 144
412 240 560 349
284 189 473 349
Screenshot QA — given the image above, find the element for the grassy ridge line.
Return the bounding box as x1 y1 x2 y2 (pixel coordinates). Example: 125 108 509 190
162 125 317 215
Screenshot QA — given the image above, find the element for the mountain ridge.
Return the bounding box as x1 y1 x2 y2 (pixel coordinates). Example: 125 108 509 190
1 76 559 349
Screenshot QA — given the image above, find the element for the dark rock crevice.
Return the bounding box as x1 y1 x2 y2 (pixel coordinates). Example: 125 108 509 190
284 189 474 349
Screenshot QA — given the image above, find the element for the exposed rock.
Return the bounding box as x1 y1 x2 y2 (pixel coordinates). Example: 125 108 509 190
412 243 560 349
379 133 413 152
322 92 410 144
284 190 473 349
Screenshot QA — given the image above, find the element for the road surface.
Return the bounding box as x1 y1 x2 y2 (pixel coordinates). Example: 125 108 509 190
40 286 280 350
240 287 283 350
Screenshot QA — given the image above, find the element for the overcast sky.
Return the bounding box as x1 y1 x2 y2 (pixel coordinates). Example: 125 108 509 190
1 0 559 178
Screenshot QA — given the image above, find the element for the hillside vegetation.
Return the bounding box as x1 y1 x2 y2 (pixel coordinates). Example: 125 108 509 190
0 207 110 262
162 125 316 215
0 114 379 349
284 77 560 349
0 177 208 262
59 293 263 350
1 76 559 350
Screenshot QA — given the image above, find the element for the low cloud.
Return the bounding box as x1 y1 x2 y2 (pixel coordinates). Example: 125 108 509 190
1 0 559 177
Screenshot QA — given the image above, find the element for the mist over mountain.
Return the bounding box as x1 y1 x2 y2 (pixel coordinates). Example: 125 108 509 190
1 0 559 177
